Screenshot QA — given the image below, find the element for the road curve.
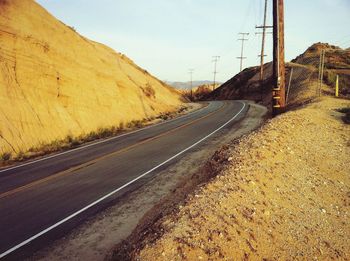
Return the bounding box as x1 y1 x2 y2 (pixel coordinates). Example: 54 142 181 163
0 100 248 259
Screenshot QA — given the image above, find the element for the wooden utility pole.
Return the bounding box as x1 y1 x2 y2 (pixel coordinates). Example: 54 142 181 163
212 56 220 91
237 33 249 72
272 0 286 116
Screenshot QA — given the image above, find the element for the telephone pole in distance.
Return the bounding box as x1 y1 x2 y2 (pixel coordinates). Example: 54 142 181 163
237 33 249 72
212 56 220 91
189 69 194 100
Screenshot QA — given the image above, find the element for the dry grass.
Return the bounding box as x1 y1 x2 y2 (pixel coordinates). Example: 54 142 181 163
0 105 191 167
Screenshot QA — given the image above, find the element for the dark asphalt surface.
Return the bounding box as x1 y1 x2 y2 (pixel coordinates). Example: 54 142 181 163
0 100 248 259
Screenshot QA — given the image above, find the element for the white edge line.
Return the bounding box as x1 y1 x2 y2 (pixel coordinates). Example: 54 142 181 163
0 103 210 174
0 101 246 258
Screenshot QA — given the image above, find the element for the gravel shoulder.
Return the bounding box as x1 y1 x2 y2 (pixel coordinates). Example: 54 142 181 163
134 97 350 260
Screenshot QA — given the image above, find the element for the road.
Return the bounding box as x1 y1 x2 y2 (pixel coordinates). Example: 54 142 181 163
0 100 248 259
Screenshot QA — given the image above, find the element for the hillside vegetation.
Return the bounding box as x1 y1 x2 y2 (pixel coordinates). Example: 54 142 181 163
0 0 183 157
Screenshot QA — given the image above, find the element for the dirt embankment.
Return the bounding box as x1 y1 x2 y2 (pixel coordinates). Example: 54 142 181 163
0 0 183 157
206 43 350 108
130 97 350 260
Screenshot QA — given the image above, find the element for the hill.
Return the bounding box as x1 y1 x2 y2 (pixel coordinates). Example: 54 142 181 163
206 43 350 109
0 0 183 156
169 81 219 90
181 83 219 101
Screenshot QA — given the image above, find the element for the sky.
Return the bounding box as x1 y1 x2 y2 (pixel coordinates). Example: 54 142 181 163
37 0 350 83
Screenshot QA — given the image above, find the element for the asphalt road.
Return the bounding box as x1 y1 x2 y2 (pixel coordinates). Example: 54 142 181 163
0 100 248 259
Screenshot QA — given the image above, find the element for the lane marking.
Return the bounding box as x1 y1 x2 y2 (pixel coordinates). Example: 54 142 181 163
0 103 211 174
0 103 225 199
0 101 246 259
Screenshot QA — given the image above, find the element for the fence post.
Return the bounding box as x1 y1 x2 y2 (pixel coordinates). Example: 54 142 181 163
320 50 325 97
286 67 293 105
335 75 339 97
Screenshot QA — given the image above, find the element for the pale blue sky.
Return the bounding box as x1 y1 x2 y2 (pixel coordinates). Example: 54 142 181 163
37 0 350 83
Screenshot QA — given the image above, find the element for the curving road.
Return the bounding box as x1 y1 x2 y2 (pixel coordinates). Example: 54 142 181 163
0 100 248 259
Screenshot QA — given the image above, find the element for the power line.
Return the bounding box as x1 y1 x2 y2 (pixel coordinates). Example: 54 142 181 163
212 56 220 91
237 33 249 72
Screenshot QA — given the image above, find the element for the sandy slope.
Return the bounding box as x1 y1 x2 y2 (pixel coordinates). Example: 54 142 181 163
0 0 183 155
136 97 350 260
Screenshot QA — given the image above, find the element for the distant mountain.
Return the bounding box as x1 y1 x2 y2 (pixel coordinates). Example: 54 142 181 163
168 81 221 90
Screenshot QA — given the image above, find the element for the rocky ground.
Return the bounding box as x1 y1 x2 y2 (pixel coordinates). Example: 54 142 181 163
132 97 350 260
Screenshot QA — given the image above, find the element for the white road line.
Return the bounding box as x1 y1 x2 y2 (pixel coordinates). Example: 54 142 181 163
0 101 246 259
0 103 211 174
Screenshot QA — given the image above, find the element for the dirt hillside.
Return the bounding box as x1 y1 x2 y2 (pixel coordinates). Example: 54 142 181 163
134 97 350 260
182 84 218 101
206 43 350 108
0 0 183 156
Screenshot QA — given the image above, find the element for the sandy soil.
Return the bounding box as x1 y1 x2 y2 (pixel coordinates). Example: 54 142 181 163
134 97 350 260
31 102 267 261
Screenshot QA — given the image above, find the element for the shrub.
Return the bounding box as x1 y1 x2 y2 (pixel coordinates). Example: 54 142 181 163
65 135 74 144
71 139 82 146
143 84 156 98
86 131 98 141
96 128 112 138
16 151 26 161
118 122 125 131
1 152 12 161
337 107 350 124
131 120 143 128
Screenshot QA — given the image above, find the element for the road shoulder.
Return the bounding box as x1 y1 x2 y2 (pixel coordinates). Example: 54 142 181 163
32 101 267 260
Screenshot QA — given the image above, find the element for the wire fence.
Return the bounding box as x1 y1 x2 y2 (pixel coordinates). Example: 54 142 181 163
286 49 350 107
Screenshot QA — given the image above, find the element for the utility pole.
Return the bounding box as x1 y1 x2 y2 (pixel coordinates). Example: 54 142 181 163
237 33 249 72
272 0 286 116
256 0 273 101
212 56 220 91
189 69 194 100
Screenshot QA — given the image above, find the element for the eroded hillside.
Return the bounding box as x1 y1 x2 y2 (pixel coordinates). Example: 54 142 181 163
206 43 350 108
0 0 183 155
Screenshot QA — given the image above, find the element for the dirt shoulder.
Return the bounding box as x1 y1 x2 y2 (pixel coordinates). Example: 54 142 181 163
32 102 267 260
131 97 350 260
